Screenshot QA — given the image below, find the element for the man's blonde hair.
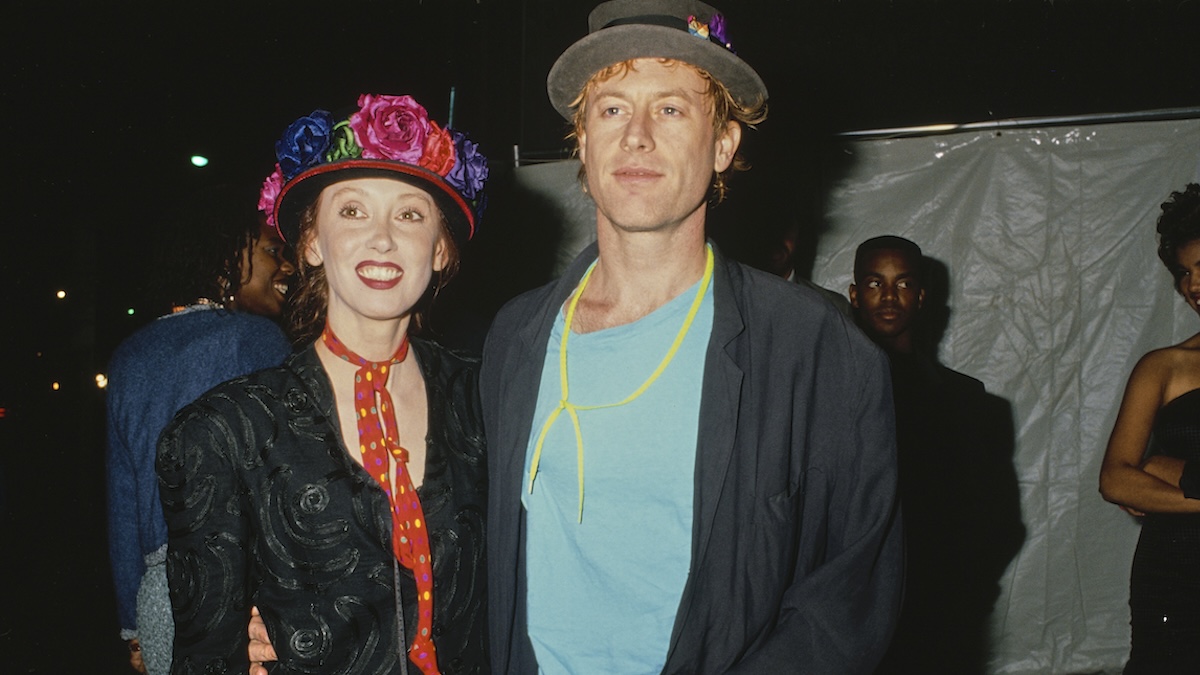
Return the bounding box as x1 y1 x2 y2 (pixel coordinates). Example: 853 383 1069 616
568 58 767 204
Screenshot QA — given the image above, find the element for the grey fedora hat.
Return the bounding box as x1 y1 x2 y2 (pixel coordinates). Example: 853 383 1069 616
547 0 768 120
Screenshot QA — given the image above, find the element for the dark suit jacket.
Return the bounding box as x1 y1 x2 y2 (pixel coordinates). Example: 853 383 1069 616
481 243 903 674
158 340 488 674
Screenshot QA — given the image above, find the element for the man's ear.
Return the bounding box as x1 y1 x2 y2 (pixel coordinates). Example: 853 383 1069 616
848 283 859 309
713 120 741 173
917 287 926 311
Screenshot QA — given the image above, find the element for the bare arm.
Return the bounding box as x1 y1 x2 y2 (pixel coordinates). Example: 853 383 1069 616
1099 351 1200 514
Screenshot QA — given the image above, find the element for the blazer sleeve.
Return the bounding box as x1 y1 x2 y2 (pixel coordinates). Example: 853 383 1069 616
731 344 903 674
156 400 253 673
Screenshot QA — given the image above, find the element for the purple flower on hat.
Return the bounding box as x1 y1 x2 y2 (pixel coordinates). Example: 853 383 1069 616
446 130 489 201
350 94 431 163
258 164 284 227
709 12 729 47
276 110 335 180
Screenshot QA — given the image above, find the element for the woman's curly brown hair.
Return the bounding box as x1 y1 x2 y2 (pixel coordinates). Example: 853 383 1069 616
567 58 767 205
285 200 460 346
1156 183 1200 292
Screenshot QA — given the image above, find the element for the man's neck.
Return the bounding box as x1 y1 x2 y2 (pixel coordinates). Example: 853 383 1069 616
570 213 709 334
879 333 914 356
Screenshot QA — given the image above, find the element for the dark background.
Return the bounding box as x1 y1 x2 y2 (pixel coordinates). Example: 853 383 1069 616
2 1 1198 671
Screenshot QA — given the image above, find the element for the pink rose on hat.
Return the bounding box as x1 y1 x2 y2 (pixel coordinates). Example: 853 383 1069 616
258 164 284 227
349 94 431 163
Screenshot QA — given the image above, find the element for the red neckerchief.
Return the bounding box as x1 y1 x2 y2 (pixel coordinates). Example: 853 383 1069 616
322 325 439 674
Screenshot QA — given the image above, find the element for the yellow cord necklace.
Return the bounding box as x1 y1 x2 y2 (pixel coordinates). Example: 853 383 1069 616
528 245 714 521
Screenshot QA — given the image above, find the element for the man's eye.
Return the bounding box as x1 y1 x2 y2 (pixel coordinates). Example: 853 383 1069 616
662 106 679 115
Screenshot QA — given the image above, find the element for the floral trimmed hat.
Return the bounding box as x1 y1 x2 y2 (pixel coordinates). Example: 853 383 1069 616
259 93 489 247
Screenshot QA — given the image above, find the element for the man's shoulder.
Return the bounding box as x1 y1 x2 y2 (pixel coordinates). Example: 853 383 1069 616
490 278 562 340
723 259 858 336
934 363 987 395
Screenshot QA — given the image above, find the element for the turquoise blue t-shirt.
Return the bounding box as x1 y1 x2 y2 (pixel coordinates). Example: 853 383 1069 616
522 267 714 675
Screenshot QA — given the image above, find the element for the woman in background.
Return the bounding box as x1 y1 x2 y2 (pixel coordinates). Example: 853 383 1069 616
158 93 489 673
106 184 294 674
1100 183 1200 674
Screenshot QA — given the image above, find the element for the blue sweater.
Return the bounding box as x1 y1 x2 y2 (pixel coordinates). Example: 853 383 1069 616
105 306 291 638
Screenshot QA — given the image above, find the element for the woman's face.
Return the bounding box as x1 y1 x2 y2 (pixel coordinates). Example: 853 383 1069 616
1176 238 1200 315
231 220 294 318
306 177 450 329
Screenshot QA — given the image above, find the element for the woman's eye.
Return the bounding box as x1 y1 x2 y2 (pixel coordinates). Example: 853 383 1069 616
339 205 360 218
398 209 424 222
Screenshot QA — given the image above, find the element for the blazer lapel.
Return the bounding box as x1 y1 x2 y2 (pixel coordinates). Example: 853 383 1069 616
691 246 745 571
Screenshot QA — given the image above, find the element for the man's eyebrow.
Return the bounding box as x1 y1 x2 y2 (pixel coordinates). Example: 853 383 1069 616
593 86 699 101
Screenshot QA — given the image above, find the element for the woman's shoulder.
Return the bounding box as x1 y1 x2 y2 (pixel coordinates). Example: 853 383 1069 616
1131 337 1200 400
412 337 481 377
168 357 308 426
1139 336 1200 369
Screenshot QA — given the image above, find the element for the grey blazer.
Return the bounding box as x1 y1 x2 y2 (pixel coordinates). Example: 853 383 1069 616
482 242 903 674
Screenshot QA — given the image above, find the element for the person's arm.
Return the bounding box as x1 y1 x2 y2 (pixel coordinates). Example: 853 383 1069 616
106 384 147 675
1099 351 1200 514
157 402 254 671
729 345 904 674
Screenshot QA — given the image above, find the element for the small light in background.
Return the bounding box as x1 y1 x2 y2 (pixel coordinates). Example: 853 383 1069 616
51 382 60 391
191 155 209 167
56 290 66 299
127 308 136 316
96 374 108 389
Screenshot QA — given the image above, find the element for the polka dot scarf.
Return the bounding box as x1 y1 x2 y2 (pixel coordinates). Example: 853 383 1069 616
321 325 439 675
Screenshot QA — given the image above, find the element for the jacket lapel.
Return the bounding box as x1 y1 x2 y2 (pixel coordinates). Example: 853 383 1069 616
692 245 745 566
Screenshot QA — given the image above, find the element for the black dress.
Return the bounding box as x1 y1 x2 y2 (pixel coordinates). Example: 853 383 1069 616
157 340 487 674
1127 387 1200 674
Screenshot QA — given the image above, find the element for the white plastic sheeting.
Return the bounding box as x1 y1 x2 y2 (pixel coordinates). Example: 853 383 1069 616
812 118 1200 674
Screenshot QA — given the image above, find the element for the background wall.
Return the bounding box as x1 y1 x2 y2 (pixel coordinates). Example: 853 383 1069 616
812 117 1200 674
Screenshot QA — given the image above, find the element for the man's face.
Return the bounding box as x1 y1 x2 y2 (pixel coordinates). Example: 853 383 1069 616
577 58 739 235
850 249 925 343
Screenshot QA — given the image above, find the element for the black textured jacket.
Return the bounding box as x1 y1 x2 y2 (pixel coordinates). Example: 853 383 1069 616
482 243 903 674
158 339 487 674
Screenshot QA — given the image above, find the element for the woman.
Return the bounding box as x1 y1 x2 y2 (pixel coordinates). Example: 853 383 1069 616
157 94 489 674
1100 183 1200 673
106 185 294 675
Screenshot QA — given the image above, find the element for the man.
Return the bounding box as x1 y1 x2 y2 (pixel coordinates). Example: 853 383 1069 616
481 2 903 672
849 235 1023 673
771 217 853 317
